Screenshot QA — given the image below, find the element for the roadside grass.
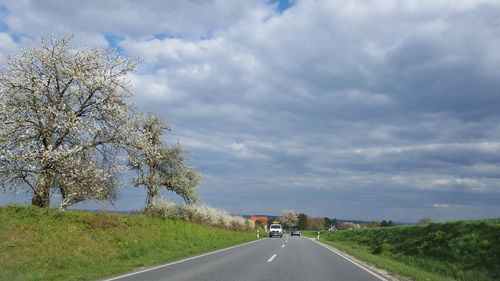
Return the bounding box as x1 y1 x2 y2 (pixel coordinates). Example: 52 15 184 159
0 205 260 281
302 219 500 281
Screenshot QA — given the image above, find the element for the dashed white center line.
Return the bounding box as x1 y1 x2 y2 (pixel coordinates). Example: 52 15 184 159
282 244 285 248
267 254 277 262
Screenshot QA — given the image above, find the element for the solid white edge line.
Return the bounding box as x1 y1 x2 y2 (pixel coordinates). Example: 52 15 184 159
310 239 390 281
267 254 277 262
102 238 264 281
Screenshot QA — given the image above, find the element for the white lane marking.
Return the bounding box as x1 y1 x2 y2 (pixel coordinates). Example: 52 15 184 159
267 254 277 262
103 239 264 281
282 244 285 248
310 239 390 281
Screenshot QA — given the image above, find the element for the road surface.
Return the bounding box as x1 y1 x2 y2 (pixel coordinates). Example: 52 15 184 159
104 235 388 281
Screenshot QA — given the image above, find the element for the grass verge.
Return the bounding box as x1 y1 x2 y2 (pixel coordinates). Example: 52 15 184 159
0 205 260 281
302 219 500 281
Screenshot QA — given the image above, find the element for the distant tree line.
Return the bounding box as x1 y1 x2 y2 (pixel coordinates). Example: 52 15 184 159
278 210 398 231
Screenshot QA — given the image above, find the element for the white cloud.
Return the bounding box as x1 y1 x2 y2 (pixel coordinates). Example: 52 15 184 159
127 72 181 101
433 203 463 209
0 32 18 64
0 32 16 49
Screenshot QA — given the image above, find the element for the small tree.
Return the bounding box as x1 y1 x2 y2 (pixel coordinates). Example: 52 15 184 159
280 209 298 230
417 217 432 224
128 113 201 210
0 36 136 208
297 213 308 230
307 217 326 230
369 220 381 228
323 217 340 230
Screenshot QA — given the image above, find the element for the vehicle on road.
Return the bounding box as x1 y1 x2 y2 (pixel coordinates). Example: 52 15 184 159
269 224 283 238
291 228 301 236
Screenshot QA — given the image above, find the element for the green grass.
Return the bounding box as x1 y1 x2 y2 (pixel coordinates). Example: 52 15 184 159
302 219 500 281
0 205 260 281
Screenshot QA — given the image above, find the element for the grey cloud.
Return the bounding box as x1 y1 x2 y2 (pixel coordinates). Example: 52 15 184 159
2 0 272 41
2 0 500 221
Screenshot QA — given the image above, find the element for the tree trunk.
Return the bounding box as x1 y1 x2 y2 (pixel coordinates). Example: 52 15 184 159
58 187 70 210
31 189 50 207
145 190 154 211
31 169 53 208
145 185 159 211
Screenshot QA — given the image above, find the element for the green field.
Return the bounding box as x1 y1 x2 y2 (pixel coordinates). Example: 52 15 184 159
0 205 260 281
303 219 500 281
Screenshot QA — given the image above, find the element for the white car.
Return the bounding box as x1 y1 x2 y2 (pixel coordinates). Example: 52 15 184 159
269 224 283 238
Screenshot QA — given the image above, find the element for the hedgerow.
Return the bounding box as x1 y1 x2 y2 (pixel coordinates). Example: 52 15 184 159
147 199 255 232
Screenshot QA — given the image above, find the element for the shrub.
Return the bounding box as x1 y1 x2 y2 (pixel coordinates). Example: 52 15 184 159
147 199 255 232
147 199 178 220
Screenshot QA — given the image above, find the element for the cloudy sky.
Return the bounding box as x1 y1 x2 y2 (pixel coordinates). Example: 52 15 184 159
1 0 500 222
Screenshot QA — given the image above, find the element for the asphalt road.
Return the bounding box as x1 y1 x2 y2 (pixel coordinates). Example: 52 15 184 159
104 235 388 281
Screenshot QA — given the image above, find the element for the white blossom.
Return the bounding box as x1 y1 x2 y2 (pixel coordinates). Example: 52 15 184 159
280 209 299 229
149 199 255 232
0 36 137 208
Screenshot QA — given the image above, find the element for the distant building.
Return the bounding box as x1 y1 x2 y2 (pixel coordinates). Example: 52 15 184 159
250 216 268 231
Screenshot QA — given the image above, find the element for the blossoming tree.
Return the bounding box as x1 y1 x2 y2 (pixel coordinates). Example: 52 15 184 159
128 113 201 210
0 37 137 209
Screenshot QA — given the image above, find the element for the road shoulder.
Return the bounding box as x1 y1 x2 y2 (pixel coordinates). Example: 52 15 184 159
101 238 265 281
308 238 401 281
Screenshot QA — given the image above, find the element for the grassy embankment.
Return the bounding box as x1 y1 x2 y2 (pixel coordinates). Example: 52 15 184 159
0 205 260 281
303 219 500 281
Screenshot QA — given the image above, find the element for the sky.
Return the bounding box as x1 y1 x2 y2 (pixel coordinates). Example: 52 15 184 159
1 0 500 222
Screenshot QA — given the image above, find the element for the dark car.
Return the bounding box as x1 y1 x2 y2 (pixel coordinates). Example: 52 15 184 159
290 228 301 236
